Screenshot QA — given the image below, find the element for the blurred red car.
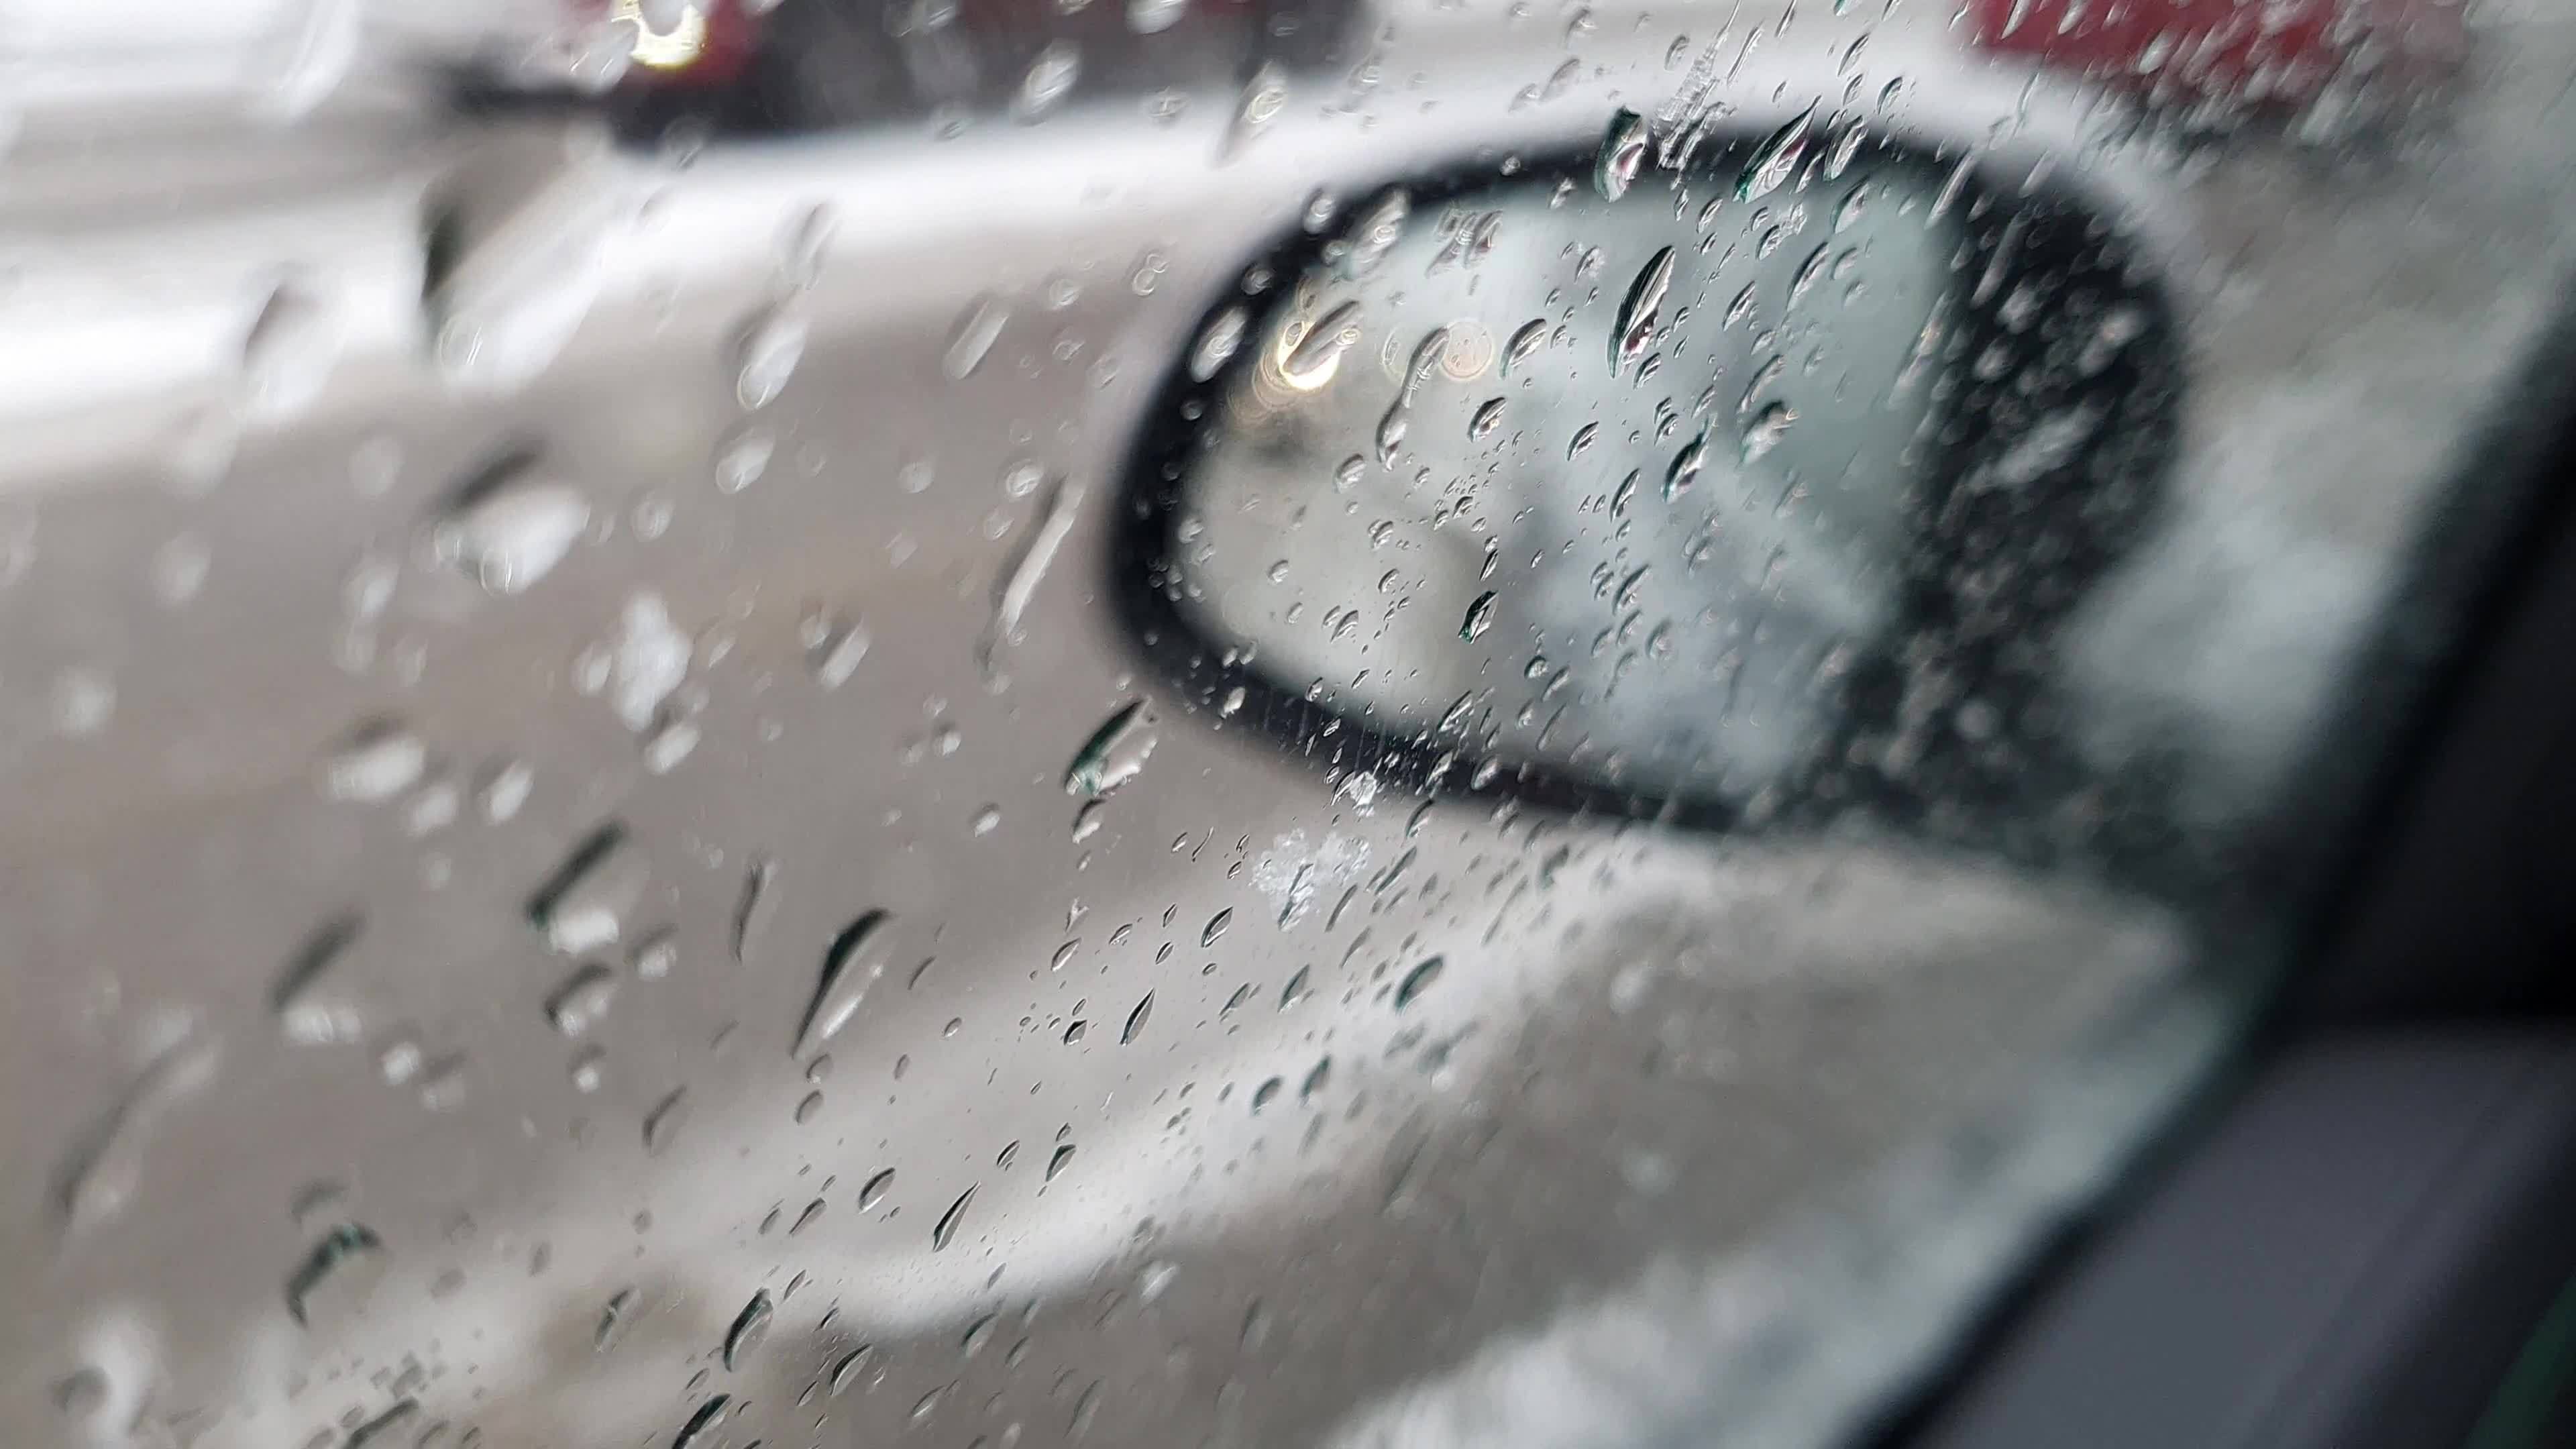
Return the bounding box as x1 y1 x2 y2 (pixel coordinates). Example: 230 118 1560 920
1970 0 2469 108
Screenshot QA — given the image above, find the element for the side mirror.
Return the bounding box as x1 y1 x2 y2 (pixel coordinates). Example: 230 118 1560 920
1116 127 2183 875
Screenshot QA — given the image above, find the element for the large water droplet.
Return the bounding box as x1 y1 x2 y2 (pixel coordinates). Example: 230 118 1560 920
241 277 341 420
1222 64 1289 158
1128 0 1189 32
930 1184 975 1250
672 1394 731 1449
643 1086 690 1155
1595 108 1650 201
1468 396 1507 439
1281 301 1366 384
1121 991 1155 1045
273 914 366 1046
1065 700 1158 797
1014 42 1081 122
859 1167 896 1211
545 963 620 1037
595 1287 638 1352
325 723 427 804
735 305 809 409
1189 305 1248 382
604 592 690 732
943 296 1010 380
722 1289 773 1370
439 466 591 600
1394 955 1445 1008
527 822 647 955
1736 103 1817 203
715 427 773 494
1741 400 1797 463
284 1222 385 1325
1612 246 1676 376
53 1030 223 1236
1460 590 1498 641
731 855 775 965
1335 191 1411 279
1504 318 1548 375
980 471 1085 674
798 912 888 1054
1665 430 1708 498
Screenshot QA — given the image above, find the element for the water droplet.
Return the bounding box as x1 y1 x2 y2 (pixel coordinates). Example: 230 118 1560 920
798 912 888 1055
1612 246 1676 376
1595 108 1649 201
1468 396 1507 439
347 1397 420 1448
931 1184 975 1250
479 758 535 821
1128 0 1188 32
1015 42 1081 122
1273 327 1352 415
1335 191 1410 279
1138 1259 1181 1301
1250 1077 1283 1113
944 296 1010 379
1189 305 1248 382
435 457 590 595
810 615 871 690
642 715 700 774
325 723 427 804
732 855 775 964
643 1086 690 1155
594 1287 636 1351
830 1345 875 1395
1458 590 1500 641
1065 700 1158 797
284 1222 385 1325
715 427 773 493
672 1394 731 1449
1222 64 1289 158
1394 955 1445 1008
980 470 1085 672
1046 1143 1076 1181
528 823 646 955
1665 430 1707 498
859 1167 896 1211
274 914 366 1046
571 1046 606 1093
53 1030 223 1236
545 963 620 1037
722 1289 773 1370
378 1034 425 1085
1737 103 1817 202
780 201 837 290
1201 909 1232 948
1503 318 1548 376
604 592 690 732
735 305 809 409
52 1368 107 1421
418 1053 470 1110
1741 400 1797 462
1121 991 1155 1045
241 277 340 420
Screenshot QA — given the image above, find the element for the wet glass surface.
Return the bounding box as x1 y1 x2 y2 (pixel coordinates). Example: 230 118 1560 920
0 2 2565 1448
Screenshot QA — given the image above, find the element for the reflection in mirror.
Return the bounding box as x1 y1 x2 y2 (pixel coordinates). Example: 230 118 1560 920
1124 131 2184 877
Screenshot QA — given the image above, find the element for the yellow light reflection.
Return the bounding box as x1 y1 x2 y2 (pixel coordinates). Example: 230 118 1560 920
614 0 709 71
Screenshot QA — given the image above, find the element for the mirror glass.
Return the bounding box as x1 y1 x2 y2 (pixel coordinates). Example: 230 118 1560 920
1131 129 2182 858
